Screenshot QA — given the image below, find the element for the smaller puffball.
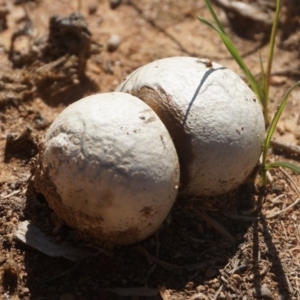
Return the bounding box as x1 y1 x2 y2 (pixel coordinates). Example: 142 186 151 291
35 92 180 245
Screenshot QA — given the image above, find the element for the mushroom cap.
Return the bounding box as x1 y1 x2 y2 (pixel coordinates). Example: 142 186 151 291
35 92 180 245
116 57 265 196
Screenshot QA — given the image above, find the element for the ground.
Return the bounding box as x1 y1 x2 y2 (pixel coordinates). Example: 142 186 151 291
0 0 300 299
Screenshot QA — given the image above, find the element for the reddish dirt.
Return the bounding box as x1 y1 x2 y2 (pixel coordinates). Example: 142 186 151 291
1 0 300 299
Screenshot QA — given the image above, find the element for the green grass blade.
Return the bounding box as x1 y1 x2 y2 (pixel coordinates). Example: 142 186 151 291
203 0 225 34
263 81 300 166
258 52 268 123
198 17 263 101
258 52 266 98
261 80 300 186
266 161 300 174
197 17 220 31
265 0 281 108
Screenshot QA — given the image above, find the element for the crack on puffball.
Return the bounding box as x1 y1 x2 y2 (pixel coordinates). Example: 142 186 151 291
182 67 226 126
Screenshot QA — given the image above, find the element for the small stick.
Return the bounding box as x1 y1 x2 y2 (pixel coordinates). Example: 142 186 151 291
279 167 300 196
137 247 183 272
35 55 69 73
228 264 247 274
126 1 198 57
266 170 274 184
266 167 300 218
266 197 300 219
2 190 21 199
213 284 224 300
271 140 300 156
188 293 209 300
271 67 300 77
212 0 272 24
196 211 236 242
226 214 260 222
270 194 286 204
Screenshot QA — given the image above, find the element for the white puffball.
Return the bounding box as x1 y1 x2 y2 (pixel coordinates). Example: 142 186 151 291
116 57 265 196
35 92 180 245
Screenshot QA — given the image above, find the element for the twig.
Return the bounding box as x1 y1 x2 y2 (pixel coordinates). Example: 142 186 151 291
271 140 300 156
271 67 300 77
279 167 300 196
270 194 286 204
188 293 209 300
266 167 300 218
137 247 183 272
220 274 240 294
228 258 240 274
266 170 274 184
240 207 258 215
226 214 260 222
126 0 198 57
212 0 272 24
2 190 21 199
266 197 300 219
213 284 223 300
228 264 247 274
245 67 300 82
35 55 69 73
196 211 236 242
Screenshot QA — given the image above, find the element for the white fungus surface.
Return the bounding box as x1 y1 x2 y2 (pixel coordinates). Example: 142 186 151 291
116 56 265 196
37 92 180 245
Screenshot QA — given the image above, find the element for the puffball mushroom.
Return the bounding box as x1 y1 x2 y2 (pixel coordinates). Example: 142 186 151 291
34 92 180 245
116 57 265 196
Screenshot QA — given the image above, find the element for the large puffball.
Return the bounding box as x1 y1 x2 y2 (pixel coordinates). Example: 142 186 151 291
116 57 265 196
34 92 180 245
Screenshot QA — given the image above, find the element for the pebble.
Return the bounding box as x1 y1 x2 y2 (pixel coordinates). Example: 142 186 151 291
107 34 121 52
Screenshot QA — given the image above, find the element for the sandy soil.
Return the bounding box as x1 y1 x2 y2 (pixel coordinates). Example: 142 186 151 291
1 0 300 299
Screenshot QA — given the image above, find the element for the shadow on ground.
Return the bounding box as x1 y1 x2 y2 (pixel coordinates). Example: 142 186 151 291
16 178 264 300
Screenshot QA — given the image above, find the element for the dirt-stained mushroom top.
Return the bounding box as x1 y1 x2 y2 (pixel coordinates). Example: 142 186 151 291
35 92 180 245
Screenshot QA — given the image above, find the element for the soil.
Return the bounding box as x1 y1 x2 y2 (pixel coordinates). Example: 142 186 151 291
1 0 300 299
